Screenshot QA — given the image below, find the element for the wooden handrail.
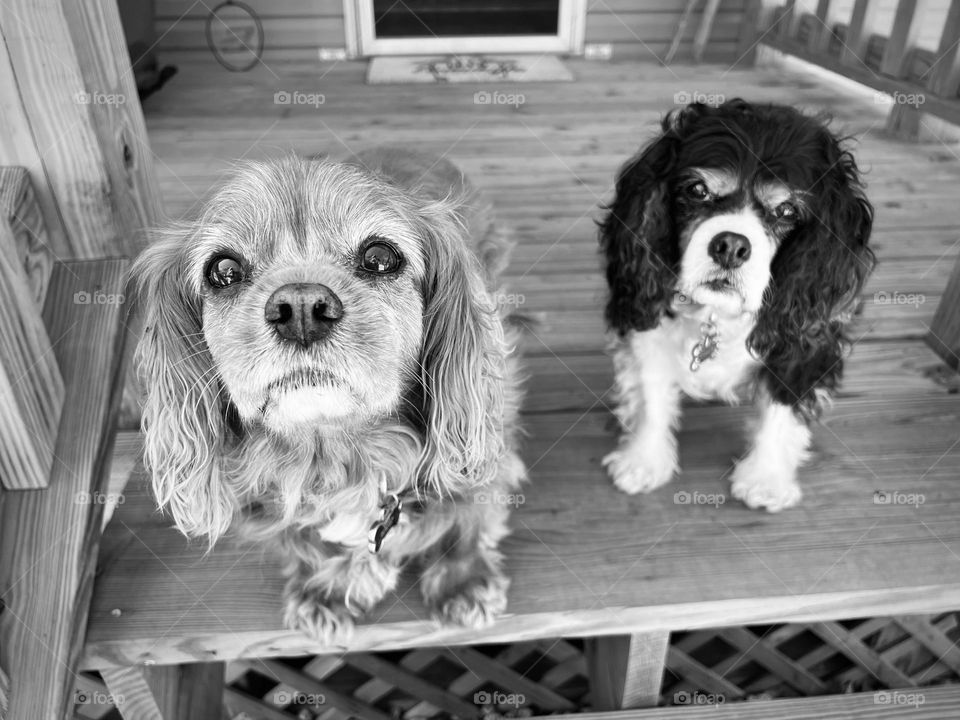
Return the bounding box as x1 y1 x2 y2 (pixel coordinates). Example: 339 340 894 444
756 0 960 129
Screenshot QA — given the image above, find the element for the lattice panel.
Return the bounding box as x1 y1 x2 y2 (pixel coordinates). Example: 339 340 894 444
223 639 589 719
662 612 960 707
74 613 960 717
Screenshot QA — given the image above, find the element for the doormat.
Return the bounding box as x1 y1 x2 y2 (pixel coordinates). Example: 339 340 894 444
366 54 573 84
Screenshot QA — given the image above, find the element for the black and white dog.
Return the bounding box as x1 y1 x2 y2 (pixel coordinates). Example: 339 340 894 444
601 99 875 511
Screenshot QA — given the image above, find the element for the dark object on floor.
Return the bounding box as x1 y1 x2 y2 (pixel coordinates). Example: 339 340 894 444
128 41 178 101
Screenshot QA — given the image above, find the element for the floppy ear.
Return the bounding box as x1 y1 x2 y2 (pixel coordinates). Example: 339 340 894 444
750 144 875 416
130 229 238 543
600 124 681 335
414 200 507 495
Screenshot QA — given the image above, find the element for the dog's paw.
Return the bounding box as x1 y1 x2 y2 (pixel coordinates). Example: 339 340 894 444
730 458 802 512
602 443 677 495
283 592 354 646
428 573 509 629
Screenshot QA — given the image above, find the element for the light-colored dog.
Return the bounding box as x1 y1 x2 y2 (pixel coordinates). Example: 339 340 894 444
132 147 525 644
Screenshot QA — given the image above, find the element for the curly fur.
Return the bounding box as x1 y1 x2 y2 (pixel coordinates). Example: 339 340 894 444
600 99 875 511
131 148 525 642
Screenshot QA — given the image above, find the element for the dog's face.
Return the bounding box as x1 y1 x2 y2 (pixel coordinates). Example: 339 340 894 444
673 166 805 314
132 153 508 541
602 98 873 330
184 160 427 435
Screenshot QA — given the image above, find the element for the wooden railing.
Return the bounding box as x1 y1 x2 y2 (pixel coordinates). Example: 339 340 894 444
754 0 960 128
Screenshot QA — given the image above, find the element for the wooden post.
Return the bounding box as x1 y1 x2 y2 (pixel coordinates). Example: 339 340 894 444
586 631 670 710
927 255 960 370
807 0 837 55
103 663 226 720
0 260 128 720
0 219 63 490
929 0 960 99
881 0 929 77
0 0 162 425
0 0 159 260
840 0 884 68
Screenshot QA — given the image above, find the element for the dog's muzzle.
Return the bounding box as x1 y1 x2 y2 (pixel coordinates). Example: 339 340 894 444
265 282 343 347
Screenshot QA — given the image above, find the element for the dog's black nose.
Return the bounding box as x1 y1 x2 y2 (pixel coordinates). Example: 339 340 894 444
708 232 751 270
264 283 343 346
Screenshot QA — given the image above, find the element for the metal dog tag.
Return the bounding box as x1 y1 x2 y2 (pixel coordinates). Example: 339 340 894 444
368 494 402 553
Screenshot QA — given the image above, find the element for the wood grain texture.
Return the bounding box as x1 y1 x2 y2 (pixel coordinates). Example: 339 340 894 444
587 632 670 710
81 388 960 669
927 254 960 369
0 220 63 489
547 684 960 718
79 57 960 671
0 259 128 719
0 27 70 257
0 166 53 305
0 1 143 259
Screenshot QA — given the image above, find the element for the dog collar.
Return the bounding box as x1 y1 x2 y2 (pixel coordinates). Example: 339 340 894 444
690 313 720 372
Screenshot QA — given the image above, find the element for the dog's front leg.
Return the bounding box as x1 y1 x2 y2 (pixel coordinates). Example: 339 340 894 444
603 332 682 494
281 532 400 645
419 452 524 628
731 396 810 512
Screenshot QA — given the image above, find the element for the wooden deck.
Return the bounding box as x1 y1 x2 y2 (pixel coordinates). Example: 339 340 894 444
82 57 960 669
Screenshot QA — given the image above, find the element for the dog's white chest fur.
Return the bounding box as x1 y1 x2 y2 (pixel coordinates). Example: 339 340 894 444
629 307 759 403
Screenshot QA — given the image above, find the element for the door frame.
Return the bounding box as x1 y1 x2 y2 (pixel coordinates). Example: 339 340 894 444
343 0 587 57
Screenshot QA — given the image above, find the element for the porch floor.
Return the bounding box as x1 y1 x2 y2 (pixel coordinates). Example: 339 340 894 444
84 57 960 668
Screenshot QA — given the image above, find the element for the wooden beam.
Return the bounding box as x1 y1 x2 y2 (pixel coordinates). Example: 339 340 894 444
807 0 836 55
881 0 931 78
586 631 670 710
693 0 723 62
0 166 53 305
103 663 226 720
0 259 128 720
928 0 960 98
0 219 63 489
927 255 960 369
840 0 885 68
0 1 158 259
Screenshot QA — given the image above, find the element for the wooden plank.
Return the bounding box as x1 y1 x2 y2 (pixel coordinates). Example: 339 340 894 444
0 220 63 489
157 0 344 18
0 259 128 719
0 1 154 259
0 19 70 257
881 0 931 77
586 632 670 710
808 0 837 54
926 255 960 368
0 166 53 305
101 667 164 720
61 0 162 258
840 0 888 67
148 663 225 720
762 38 960 125
550 684 960 718
156 16 347 51
81 388 960 669
928 0 960 97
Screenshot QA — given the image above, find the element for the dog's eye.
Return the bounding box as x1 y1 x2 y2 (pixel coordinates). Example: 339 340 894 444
205 254 245 288
687 181 713 200
774 202 798 220
360 240 403 275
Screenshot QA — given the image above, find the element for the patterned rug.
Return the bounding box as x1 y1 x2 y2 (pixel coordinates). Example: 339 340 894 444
366 54 574 84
